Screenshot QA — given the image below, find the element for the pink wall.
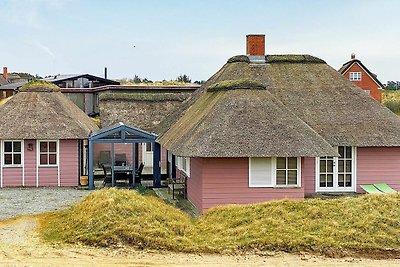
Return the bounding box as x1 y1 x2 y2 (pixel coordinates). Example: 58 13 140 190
187 158 203 211
60 140 79 186
357 147 400 192
24 140 37 186
302 157 316 194
1 139 79 187
186 158 305 212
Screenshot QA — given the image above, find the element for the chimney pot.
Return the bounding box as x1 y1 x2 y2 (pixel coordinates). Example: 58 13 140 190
246 34 265 56
351 53 356 60
104 67 108 79
3 67 8 81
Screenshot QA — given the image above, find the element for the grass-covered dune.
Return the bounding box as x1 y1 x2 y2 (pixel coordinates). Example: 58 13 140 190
39 189 400 258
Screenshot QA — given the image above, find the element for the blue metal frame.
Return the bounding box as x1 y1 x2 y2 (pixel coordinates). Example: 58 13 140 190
88 122 161 190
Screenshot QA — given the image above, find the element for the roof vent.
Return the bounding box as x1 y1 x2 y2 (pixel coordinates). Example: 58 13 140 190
246 34 266 63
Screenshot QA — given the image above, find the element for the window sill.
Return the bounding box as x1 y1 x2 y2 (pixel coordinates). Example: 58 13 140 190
38 165 59 168
274 185 301 189
2 165 23 168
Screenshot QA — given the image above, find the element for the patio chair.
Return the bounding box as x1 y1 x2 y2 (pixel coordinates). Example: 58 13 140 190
102 164 112 186
167 172 187 199
374 183 397 193
133 163 144 186
360 184 383 194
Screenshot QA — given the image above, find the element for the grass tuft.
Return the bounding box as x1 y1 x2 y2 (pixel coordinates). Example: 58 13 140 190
19 80 60 92
39 190 400 258
207 79 266 92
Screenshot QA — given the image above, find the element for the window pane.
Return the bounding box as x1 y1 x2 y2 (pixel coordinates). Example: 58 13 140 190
13 142 21 152
346 174 352 187
288 170 297 185
40 154 48 165
338 146 344 158
4 154 12 164
320 160 326 172
338 174 344 187
288 157 297 169
327 174 333 187
276 170 286 185
338 160 344 172
49 154 57 165
40 142 48 152
320 174 326 187
14 154 21 165
327 160 333 172
277 158 286 169
4 142 12 152
146 143 152 152
346 147 352 158
49 142 56 152
346 160 352 172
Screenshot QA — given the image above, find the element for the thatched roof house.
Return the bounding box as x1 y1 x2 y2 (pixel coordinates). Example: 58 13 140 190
0 81 98 139
157 55 400 155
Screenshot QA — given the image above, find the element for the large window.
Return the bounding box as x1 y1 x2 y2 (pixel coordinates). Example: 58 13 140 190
39 141 57 166
249 157 301 187
3 141 22 166
349 72 362 81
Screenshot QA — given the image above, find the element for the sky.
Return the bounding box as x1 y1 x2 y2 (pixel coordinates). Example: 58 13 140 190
0 0 398 83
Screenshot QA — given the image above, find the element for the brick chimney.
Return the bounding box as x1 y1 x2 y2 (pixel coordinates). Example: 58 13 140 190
3 67 8 81
246 34 266 63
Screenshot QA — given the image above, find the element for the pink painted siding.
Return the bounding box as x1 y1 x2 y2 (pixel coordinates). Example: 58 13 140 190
198 158 304 212
24 140 37 186
303 157 316 194
2 168 23 187
357 147 400 192
60 140 79 186
187 158 203 211
38 167 58 186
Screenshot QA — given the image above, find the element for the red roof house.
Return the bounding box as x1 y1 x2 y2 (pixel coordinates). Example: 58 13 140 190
338 54 384 102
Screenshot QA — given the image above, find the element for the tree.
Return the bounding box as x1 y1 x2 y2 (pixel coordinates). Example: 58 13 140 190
194 80 206 85
176 74 191 83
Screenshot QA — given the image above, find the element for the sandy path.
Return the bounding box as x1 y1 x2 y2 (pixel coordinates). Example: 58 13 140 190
0 218 399 267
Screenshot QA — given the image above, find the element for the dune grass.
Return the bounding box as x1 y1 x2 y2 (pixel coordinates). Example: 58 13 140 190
39 189 400 258
383 90 400 115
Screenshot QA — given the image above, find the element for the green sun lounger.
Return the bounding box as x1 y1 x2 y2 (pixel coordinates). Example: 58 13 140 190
373 183 397 193
360 184 384 194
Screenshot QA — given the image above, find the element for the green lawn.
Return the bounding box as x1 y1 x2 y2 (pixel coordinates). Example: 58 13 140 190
39 189 400 258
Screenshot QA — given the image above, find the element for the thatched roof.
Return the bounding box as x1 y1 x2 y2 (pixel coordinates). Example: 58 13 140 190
0 81 98 139
157 55 400 157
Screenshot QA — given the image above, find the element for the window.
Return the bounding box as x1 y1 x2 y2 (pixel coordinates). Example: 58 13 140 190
3 141 22 166
349 72 362 81
39 141 57 165
276 157 298 186
177 156 190 176
249 157 301 187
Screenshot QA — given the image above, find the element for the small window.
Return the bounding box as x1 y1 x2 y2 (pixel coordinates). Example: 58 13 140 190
349 72 362 81
276 157 299 186
3 141 22 166
249 158 273 187
146 142 153 152
39 141 57 165
177 156 190 176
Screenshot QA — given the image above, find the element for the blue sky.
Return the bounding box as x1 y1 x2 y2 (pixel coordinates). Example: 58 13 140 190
0 0 398 83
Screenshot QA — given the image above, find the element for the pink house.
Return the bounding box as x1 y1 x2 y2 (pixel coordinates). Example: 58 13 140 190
0 81 98 187
157 35 400 213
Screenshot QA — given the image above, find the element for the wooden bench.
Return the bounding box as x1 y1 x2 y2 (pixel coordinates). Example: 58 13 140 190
167 173 187 199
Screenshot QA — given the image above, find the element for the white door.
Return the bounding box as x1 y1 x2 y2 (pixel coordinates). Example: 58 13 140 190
142 143 153 167
316 146 356 192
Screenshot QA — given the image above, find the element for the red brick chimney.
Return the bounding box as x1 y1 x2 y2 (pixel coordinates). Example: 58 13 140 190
246 34 265 56
3 67 7 81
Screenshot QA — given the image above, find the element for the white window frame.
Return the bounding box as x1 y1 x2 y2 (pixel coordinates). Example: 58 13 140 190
2 140 24 167
349 72 362 81
249 157 301 188
315 146 357 192
176 156 190 176
38 140 59 167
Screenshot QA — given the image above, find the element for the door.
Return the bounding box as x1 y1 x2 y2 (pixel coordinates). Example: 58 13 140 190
142 142 153 167
316 146 356 192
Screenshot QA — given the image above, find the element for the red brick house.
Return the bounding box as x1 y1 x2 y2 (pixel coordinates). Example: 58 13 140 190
338 54 384 102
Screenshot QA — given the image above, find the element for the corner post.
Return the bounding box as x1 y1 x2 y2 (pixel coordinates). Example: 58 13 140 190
153 142 161 187
88 139 94 190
